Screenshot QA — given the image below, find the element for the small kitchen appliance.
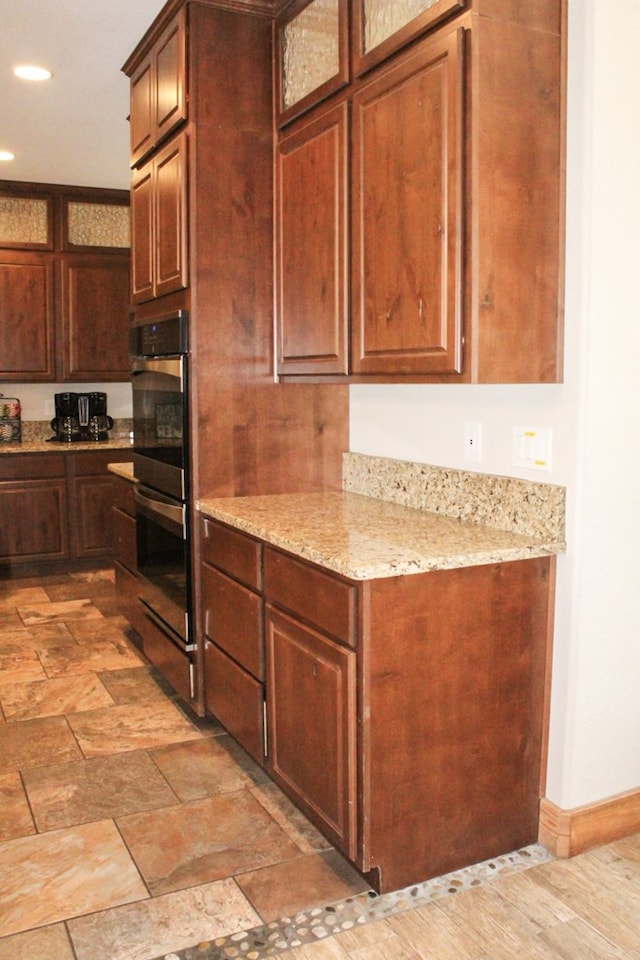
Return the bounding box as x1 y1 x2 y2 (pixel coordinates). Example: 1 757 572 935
50 392 113 442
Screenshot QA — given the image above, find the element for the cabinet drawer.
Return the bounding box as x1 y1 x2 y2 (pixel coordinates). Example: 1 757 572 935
0 453 66 480
140 611 193 704
113 506 137 573
264 547 357 647
204 641 264 764
200 516 262 590
201 562 263 679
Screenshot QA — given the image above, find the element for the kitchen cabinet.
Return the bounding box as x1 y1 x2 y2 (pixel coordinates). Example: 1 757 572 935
131 131 188 304
200 517 265 763
129 7 187 167
275 4 564 383
0 449 132 578
198 502 555 894
0 182 131 383
0 454 69 571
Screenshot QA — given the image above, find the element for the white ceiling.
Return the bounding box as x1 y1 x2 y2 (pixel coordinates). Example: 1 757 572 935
0 0 167 191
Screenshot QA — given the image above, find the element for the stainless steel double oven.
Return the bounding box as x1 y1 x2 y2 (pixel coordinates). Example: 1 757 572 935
131 311 194 696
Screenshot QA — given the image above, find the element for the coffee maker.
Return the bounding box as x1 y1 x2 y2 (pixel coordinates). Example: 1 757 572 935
50 392 113 442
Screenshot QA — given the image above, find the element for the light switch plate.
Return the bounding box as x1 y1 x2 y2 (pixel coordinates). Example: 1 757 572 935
512 427 552 471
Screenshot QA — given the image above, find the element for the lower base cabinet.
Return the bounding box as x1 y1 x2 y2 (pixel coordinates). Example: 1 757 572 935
199 514 554 894
0 450 131 577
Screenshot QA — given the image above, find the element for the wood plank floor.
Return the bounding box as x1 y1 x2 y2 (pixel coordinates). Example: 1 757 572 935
266 833 640 960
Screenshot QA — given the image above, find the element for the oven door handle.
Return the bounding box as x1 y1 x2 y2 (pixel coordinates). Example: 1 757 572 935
135 487 185 529
131 357 184 386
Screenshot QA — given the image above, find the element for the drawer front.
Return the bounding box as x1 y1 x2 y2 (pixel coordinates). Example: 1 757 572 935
140 611 193 704
113 506 137 573
204 641 264 764
0 453 66 480
264 547 357 647
201 562 263 679
112 475 136 516
200 516 262 590
73 450 131 476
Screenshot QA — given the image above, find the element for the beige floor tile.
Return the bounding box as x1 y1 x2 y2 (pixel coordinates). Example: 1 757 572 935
0 772 35 841
67 878 261 960
98 665 170 704
0 648 47 684
23 750 179 831
251 778 333 853
17 599 104 626
0 673 114 721
236 849 371 922
68 569 115 583
67 699 209 757
117 790 303 896
0 622 75 647
0 587 51 611
0 715 82 774
0 923 76 960
539 916 630 960
37 637 143 678
0 820 148 937
42 580 119 603
150 735 264 802
69 619 140 644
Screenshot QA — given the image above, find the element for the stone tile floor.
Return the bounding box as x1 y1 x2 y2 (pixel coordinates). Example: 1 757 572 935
2 568 607 960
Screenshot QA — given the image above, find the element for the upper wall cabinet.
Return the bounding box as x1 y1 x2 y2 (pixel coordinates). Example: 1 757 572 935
129 8 187 167
275 2 565 384
0 182 131 383
275 0 349 127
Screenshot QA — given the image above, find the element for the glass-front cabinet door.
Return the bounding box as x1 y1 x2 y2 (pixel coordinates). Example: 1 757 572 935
275 0 349 126
353 0 465 75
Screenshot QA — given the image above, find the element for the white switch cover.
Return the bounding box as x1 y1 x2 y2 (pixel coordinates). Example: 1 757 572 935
512 427 552 471
463 421 482 462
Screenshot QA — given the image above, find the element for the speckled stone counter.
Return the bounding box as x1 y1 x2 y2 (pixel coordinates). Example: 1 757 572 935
197 490 564 580
0 438 133 455
107 460 135 481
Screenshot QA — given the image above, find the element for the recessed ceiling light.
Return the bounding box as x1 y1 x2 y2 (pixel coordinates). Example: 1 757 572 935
0 150 16 162
13 65 52 81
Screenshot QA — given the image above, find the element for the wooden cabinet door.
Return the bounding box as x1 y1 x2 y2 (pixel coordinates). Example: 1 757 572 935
154 132 188 299
351 28 464 375
131 164 155 303
60 256 131 379
73 475 117 559
276 102 349 376
265 605 357 858
0 254 55 380
0 478 69 566
129 9 187 167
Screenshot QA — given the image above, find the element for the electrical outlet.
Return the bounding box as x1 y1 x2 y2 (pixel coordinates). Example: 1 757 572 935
463 421 482 462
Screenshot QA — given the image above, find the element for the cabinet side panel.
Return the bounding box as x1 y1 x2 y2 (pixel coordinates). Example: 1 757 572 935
361 558 552 891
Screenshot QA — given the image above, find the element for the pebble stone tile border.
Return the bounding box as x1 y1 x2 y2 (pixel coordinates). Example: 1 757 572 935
155 844 554 960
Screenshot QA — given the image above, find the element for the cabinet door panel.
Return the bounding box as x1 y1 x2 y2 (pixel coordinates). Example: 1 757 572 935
61 257 130 379
0 479 69 563
266 606 357 858
276 103 349 375
351 28 464 374
155 133 188 299
0 256 55 380
131 166 155 303
130 61 154 165
155 14 186 141
73 475 116 558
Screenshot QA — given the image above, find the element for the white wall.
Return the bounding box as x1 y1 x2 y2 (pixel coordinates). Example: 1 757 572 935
0 382 132 423
350 0 640 811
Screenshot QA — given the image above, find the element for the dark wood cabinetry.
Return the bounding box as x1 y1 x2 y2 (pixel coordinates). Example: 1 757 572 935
131 132 188 304
0 181 131 382
0 450 131 578
0 253 56 380
198 507 555 894
129 8 187 167
275 3 564 384
200 517 265 762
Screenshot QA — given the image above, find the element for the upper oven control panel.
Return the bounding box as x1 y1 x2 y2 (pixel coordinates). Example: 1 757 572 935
131 311 188 358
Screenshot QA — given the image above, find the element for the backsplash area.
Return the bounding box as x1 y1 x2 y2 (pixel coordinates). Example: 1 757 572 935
342 453 566 544
21 419 133 442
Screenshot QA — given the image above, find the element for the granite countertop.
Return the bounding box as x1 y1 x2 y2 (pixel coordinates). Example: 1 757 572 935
0 439 133 455
107 461 135 481
197 491 564 580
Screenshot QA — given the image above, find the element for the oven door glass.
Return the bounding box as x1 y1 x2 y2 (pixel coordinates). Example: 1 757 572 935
135 484 192 648
132 356 186 500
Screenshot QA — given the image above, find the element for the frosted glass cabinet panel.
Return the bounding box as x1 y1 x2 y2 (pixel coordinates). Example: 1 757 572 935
65 202 130 250
0 196 52 249
354 0 465 74
276 0 348 126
